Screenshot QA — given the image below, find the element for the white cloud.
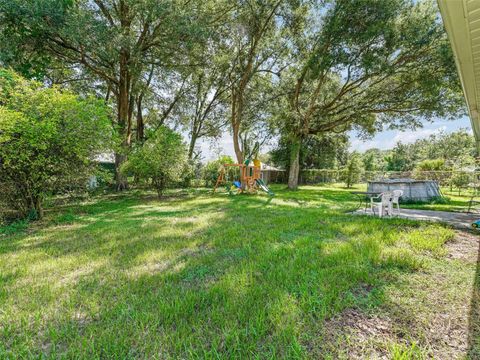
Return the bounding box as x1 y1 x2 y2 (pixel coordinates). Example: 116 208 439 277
349 138 381 152
350 115 472 152
350 126 452 152
391 126 446 144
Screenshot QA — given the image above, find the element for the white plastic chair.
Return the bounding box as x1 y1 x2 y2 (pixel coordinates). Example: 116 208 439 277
392 190 403 214
370 191 393 217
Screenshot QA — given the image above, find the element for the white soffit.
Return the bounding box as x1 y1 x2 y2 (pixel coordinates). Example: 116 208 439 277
438 0 480 148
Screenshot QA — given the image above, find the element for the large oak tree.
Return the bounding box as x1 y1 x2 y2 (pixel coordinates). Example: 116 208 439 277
278 0 464 189
0 0 205 189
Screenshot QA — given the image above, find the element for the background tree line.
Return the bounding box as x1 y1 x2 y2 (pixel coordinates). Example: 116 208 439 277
0 0 467 219
360 129 477 173
265 128 477 189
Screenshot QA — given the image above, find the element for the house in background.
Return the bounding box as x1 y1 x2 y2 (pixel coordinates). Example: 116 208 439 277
88 153 116 189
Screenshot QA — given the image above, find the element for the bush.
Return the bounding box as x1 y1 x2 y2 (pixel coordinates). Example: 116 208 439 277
122 127 188 197
400 196 449 205
414 158 447 172
181 158 203 188
341 152 364 188
300 169 341 184
413 159 448 181
450 171 470 195
0 69 112 219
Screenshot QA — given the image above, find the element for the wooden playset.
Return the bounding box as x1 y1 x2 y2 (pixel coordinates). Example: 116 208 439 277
213 141 274 196
213 159 274 196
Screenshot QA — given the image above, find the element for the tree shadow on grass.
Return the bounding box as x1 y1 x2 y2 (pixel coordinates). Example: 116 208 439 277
0 193 229 254
0 188 441 358
37 217 412 357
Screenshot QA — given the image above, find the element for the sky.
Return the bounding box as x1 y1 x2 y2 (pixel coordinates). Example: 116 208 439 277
196 115 472 162
349 115 472 152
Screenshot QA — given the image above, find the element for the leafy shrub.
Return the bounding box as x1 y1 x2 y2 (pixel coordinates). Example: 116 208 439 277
414 158 447 172
341 152 364 188
400 196 449 205
429 196 450 205
413 159 449 181
300 169 341 184
122 127 188 197
181 158 203 188
0 69 112 219
91 165 116 190
450 171 470 195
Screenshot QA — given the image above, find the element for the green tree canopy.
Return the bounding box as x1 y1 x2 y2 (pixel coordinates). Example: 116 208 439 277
362 148 387 172
0 0 208 189
270 133 349 171
202 155 235 187
384 129 477 172
276 0 465 189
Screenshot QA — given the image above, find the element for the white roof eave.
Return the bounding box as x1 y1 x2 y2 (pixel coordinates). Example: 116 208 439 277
438 0 480 149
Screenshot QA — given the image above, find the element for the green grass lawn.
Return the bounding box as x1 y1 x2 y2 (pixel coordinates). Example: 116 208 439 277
1 185 478 358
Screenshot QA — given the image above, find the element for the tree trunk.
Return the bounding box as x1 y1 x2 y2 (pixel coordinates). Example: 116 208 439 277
188 131 198 160
133 98 142 183
115 50 131 191
33 196 43 220
136 66 153 143
154 176 165 199
288 136 302 190
232 123 243 164
114 152 128 191
136 96 144 143
231 87 244 164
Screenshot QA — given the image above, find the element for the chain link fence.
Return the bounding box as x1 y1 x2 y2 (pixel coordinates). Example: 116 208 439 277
263 169 480 190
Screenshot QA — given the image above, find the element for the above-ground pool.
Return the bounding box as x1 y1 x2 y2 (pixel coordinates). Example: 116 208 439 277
367 178 441 201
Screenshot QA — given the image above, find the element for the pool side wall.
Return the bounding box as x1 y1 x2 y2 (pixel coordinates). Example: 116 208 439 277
367 181 441 201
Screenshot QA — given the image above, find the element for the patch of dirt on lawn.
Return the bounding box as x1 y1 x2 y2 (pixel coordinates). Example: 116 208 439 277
427 309 470 359
319 308 396 359
316 230 479 359
446 230 479 263
413 230 477 359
